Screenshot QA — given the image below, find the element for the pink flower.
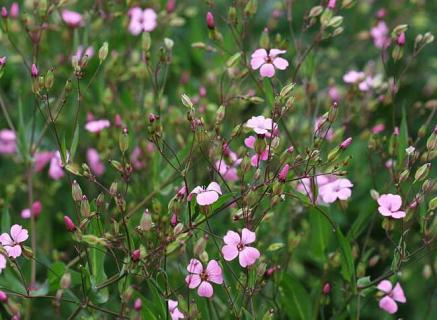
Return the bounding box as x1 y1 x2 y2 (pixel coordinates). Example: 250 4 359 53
339 137 353 150
221 228 260 267
64 216 76 232
0 254 6 273
189 182 222 206
0 129 16 154
131 146 145 170
278 164 290 183
185 259 223 298
328 85 340 102
215 160 239 182
318 178 353 203
297 175 335 204
9 3 19 18
75 46 94 60
206 12 215 29
21 201 42 219
0 56 6 66
372 123 385 134
34 151 54 171
370 21 390 49
49 151 64 180
250 49 289 78
61 10 84 28
377 194 405 219
244 136 269 167
134 298 142 311
0 224 29 258
0 289 7 301
314 116 334 141
128 7 157 35
396 32 406 46
31 64 39 77
246 116 277 135
86 148 105 176
327 0 336 9
168 299 184 320
343 70 365 84
85 119 110 133
377 280 406 314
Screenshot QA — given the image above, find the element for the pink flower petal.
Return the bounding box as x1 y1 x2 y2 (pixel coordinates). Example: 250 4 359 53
207 182 222 195
251 49 268 59
337 188 352 200
222 244 239 261
11 224 28 243
392 283 406 303
196 190 219 206
186 258 203 274
239 247 260 267
269 49 286 56
244 136 256 149
378 206 393 217
241 228 256 245
273 57 289 70
185 274 201 289
377 280 393 293
379 296 398 314
197 281 213 297
391 211 406 219
206 260 223 284
259 63 275 78
6 245 22 259
0 254 6 271
0 233 13 246
223 230 240 245
250 57 265 70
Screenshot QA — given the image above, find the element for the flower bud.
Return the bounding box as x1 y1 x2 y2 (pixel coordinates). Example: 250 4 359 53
396 32 406 46
278 164 290 183
327 0 336 9
173 222 184 235
98 42 108 62
170 213 178 227
119 128 129 153
206 12 215 29
45 69 54 89
131 249 141 262
64 216 76 232
166 0 176 13
339 137 352 150
414 163 431 182
1 7 8 18
322 282 331 295
60 273 71 289
134 298 142 311
80 195 90 217
31 63 39 77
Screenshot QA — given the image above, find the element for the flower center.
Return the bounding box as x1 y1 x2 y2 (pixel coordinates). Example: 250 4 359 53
200 271 209 281
237 243 245 251
264 56 273 63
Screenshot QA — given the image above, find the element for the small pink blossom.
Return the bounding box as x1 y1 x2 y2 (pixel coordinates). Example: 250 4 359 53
0 289 7 301
0 56 6 66
168 299 184 320
206 12 215 29
48 151 64 180
244 136 269 167
222 228 260 267
61 10 84 28
86 148 105 176
246 116 277 135
215 159 239 182
0 129 16 154
131 146 145 170
21 201 42 219
396 32 406 46
9 3 19 18
278 164 290 182
85 119 110 133
339 137 353 150
64 216 76 232
185 259 223 298
377 280 406 314
128 7 157 35
189 182 222 206
75 46 94 60
372 123 385 134
343 70 365 84
370 21 390 49
297 175 335 204
377 194 405 219
34 151 54 171
134 298 142 311
318 178 353 203
327 0 336 9
250 49 289 78
328 85 340 102
0 224 29 258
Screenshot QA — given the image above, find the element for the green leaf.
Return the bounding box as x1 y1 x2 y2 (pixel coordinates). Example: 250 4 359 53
336 229 356 290
309 208 332 261
263 78 275 107
280 274 312 320
1 206 11 232
69 125 80 161
398 107 408 165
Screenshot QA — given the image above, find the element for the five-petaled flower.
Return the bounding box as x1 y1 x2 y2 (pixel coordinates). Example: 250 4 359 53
377 194 405 219
168 299 184 320
189 182 222 206
0 225 29 258
377 280 406 314
222 228 260 267
128 7 157 35
246 116 277 136
318 178 353 203
185 259 223 298
250 49 289 78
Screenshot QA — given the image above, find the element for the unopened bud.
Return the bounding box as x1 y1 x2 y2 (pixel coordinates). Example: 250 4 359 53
131 249 141 262
340 137 352 150
31 63 39 77
414 163 431 182
322 282 331 295
64 216 76 232
98 42 108 62
60 273 71 289
278 164 290 183
206 12 215 29
72 180 83 201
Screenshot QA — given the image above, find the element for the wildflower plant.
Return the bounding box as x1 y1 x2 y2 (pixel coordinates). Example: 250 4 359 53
0 0 436 319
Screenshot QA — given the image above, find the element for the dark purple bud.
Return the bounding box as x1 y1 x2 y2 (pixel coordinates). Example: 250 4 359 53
323 282 331 295
166 0 176 13
396 32 406 46
131 249 141 262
